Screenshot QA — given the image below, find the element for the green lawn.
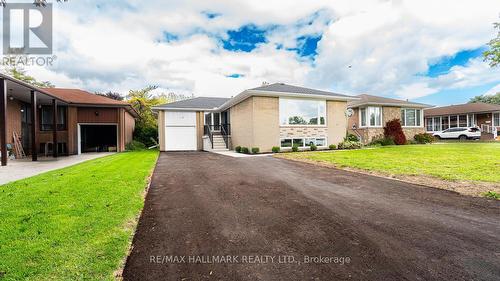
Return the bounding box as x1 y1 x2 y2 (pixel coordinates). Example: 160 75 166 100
279 143 500 183
0 150 158 281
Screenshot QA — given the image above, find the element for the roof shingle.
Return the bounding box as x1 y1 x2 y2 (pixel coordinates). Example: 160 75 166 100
41 88 129 106
250 83 352 98
155 97 230 110
424 102 500 116
348 94 430 108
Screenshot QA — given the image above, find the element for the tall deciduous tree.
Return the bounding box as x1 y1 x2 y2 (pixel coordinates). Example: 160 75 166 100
469 92 500 105
3 66 54 88
95 91 124 101
483 22 500 67
126 86 169 147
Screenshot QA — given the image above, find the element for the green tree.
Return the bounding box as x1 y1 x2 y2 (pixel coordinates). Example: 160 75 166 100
95 91 123 101
3 66 54 88
469 92 500 105
288 116 307 125
127 86 168 147
483 22 500 67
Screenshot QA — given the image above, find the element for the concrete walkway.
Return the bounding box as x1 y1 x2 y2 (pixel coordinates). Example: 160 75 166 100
0 153 114 185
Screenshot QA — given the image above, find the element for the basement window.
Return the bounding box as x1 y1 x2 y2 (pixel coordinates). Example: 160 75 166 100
280 137 327 148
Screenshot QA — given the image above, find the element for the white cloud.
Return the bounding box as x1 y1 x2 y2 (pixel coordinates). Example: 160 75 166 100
483 83 500 96
1 0 499 101
395 82 438 99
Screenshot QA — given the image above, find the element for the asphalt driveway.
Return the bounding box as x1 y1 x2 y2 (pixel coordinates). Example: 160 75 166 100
123 152 500 281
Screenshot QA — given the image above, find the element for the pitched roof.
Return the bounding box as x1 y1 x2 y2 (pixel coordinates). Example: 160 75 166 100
154 97 230 110
250 83 353 98
348 94 430 108
41 88 129 106
424 102 500 116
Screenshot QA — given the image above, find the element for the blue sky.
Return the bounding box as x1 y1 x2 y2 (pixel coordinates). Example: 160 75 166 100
426 48 486 78
7 0 500 106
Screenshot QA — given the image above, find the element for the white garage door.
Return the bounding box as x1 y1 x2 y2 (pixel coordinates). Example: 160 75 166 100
165 111 197 151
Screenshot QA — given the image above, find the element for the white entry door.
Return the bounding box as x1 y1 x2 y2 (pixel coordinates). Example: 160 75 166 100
165 111 197 151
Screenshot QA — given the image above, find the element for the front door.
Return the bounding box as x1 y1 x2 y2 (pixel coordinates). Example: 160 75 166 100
213 112 220 131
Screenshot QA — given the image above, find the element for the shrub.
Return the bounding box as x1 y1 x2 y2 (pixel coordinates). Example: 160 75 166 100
251 147 260 154
344 133 359 142
292 144 299 152
235 146 242 153
310 144 317 151
329 144 337 150
414 133 435 144
133 126 158 148
125 140 146 151
272 146 280 153
384 119 406 145
241 147 249 154
370 137 395 146
406 140 418 145
337 140 362 150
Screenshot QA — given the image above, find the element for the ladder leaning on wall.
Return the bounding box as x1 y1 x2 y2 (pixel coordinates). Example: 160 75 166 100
12 132 26 159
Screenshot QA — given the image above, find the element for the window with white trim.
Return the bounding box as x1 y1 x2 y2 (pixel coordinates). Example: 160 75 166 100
279 98 326 126
400 108 422 127
360 106 381 127
280 137 327 148
433 117 441 132
441 116 449 130
425 117 433 131
494 113 500 127
467 114 476 127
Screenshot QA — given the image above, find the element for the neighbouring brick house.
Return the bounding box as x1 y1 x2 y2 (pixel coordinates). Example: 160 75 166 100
347 94 430 144
0 74 137 166
423 102 500 140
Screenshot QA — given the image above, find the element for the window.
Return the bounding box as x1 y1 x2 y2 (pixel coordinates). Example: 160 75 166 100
449 115 457 128
426 118 433 131
426 117 442 131
281 139 292 147
293 138 304 147
40 106 67 131
400 108 422 127
458 115 467 127
433 117 441 132
441 116 449 130
447 128 466 132
360 108 366 126
280 137 327 148
493 113 500 127
467 114 476 127
279 98 326 126
360 106 381 127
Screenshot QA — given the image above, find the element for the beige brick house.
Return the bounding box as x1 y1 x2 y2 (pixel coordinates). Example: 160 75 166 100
347 94 430 144
153 83 357 152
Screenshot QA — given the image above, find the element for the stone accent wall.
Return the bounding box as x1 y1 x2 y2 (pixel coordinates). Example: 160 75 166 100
280 127 327 138
355 127 425 144
402 127 425 140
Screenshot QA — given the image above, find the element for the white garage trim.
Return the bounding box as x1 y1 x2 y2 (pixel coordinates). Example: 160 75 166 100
77 123 118 155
